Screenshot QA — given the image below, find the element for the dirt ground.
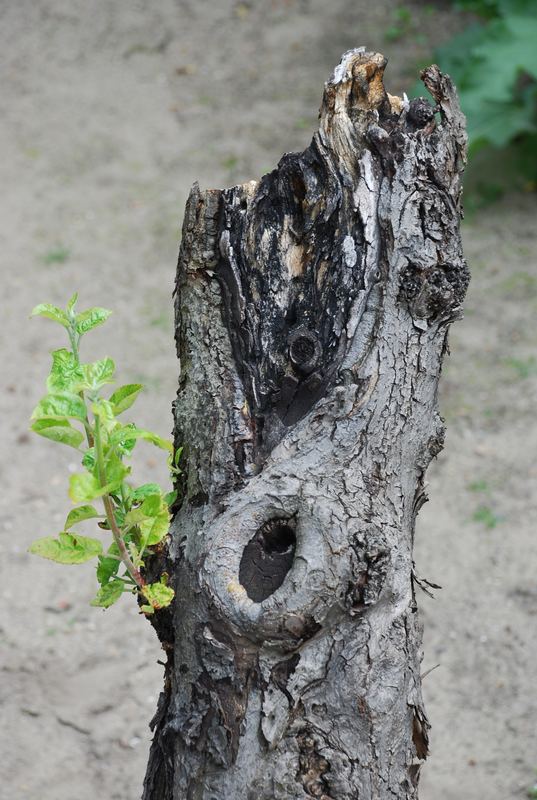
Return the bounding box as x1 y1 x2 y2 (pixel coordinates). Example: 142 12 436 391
1 2 536 799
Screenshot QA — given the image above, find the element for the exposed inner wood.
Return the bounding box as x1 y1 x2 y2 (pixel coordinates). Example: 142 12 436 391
143 48 468 800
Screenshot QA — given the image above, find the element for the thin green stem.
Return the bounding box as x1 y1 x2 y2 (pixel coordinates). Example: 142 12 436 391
94 415 144 588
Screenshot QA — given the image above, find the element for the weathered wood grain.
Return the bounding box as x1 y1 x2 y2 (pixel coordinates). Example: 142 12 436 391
143 49 468 800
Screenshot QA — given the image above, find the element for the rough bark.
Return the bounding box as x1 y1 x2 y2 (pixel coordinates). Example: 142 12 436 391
143 49 468 800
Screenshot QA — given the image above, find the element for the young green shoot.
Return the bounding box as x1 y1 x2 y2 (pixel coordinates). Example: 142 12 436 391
28 294 181 614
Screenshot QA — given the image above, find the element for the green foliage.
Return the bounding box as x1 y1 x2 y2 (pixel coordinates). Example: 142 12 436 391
384 6 414 42
42 246 70 265
140 577 175 615
504 355 537 378
472 504 501 528
468 478 489 492
29 532 103 564
419 0 537 193
28 294 180 613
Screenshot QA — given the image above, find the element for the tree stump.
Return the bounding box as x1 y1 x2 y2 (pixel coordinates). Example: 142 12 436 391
143 49 469 800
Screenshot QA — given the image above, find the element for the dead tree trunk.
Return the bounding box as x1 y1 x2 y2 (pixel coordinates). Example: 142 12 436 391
143 50 468 800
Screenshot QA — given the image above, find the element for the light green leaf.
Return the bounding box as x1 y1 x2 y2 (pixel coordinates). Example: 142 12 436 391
141 580 174 610
129 428 172 453
108 423 138 453
96 544 121 585
131 483 162 502
139 496 170 548
30 303 69 328
108 425 172 454
81 358 115 391
29 532 102 564
65 505 100 529
47 349 85 393
81 448 96 470
31 392 87 422
137 430 173 453
123 491 170 548
109 384 143 415
90 579 124 608
127 540 142 568
164 490 178 508
140 494 162 516
66 293 78 313
170 446 183 476
124 506 147 529
75 307 112 335
103 450 129 486
91 398 117 433
31 418 84 450
69 472 122 502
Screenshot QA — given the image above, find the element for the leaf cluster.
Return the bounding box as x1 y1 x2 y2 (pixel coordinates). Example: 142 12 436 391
415 0 537 196
28 295 180 613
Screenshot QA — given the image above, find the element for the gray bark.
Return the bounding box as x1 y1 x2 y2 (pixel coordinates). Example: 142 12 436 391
143 50 468 800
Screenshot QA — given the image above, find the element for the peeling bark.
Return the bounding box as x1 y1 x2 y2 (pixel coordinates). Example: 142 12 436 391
143 49 468 800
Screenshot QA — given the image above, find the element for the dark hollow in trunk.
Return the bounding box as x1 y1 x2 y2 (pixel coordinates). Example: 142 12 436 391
143 49 468 800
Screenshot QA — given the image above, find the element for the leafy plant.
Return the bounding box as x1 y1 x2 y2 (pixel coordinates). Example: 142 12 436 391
28 294 180 614
42 245 70 265
472 504 501 529
416 0 537 196
504 355 537 379
384 6 414 42
468 478 489 492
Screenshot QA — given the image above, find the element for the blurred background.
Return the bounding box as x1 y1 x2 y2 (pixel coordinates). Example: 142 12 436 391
0 1 535 799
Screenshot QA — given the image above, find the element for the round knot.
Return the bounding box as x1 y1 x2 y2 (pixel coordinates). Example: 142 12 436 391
288 327 322 375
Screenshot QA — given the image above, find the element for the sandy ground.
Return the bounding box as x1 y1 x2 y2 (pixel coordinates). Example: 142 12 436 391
1 2 536 799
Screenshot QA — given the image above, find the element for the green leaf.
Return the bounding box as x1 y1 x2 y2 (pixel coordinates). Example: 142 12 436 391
108 424 137 457
69 472 122 502
141 580 174 610
109 384 143 415
31 392 87 422
29 532 102 564
170 446 183 476
164 490 178 508
103 450 129 486
82 448 96 470
139 495 170 548
66 293 78 314
75 307 112 335
47 349 85 393
127 540 142 568
466 93 536 151
131 428 173 453
124 506 147 529
91 398 117 433
124 490 170 548
30 303 69 328
131 483 162 502
65 505 100 529
31 418 84 450
140 494 162 516
80 358 115 391
90 579 124 608
108 425 173 454
96 544 121 585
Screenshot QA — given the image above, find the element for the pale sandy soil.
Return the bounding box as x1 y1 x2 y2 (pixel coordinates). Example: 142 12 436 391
1 2 535 799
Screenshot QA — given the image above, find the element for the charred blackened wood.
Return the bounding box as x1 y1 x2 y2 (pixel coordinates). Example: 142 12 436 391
144 49 468 800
